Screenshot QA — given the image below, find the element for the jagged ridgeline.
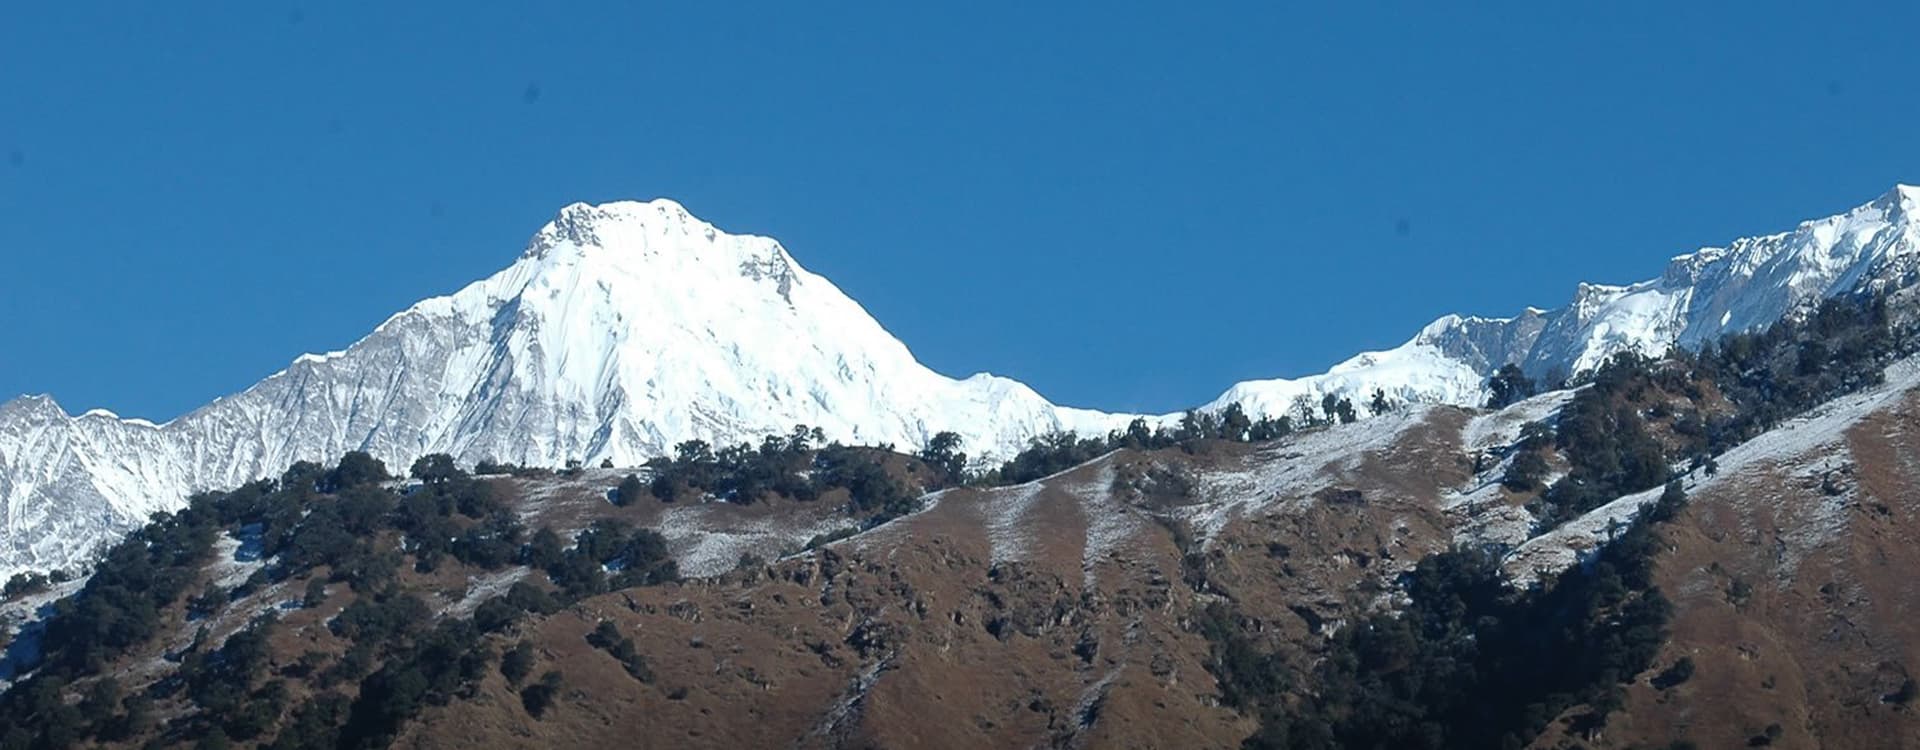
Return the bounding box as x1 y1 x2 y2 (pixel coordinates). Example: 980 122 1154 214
1 287 1916 748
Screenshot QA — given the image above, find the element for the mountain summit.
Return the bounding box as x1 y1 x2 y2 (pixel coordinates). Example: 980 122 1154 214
4 186 1919 577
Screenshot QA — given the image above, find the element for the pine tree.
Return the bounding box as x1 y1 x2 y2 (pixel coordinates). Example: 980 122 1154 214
501 642 536 686
1335 398 1357 424
408 454 461 485
1486 364 1537 409
1290 394 1320 427
917 432 968 483
324 451 389 492
1367 389 1392 416
303 578 328 609
521 671 564 718
1220 403 1252 442
615 474 646 507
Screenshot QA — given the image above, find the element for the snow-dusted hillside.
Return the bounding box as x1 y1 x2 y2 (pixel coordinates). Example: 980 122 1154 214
3 185 1919 578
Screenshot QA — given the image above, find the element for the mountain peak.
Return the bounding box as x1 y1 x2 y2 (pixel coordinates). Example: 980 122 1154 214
509 198 803 312
1878 183 1920 216
0 393 64 423
522 198 719 261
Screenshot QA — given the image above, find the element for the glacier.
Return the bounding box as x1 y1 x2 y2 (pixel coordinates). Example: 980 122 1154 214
2 185 1918 578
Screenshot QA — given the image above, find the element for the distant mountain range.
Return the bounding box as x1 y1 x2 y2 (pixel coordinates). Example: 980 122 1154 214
2 185 1916 577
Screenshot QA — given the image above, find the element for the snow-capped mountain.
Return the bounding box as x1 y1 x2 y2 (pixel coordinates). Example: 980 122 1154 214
3 185 1918 578
1206 184 1920 413
0 200 1137 577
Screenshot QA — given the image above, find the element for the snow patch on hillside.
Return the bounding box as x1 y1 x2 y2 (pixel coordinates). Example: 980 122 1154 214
441 567 531 619
983 484 1045 565
1461 390 1574 452
1442 390 1576 549
1442 463 1560 552
1069 460 1139 590
1184 409 1429 545
659 504 858 578
209 527 268 590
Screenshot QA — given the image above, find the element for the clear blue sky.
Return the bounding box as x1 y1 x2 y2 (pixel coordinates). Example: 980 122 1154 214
4 2 1918 420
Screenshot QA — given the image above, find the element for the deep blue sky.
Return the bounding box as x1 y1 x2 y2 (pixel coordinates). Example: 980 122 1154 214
4 2 1919 420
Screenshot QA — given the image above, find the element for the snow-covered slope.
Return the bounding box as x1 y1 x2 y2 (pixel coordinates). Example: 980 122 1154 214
0 200 1136 577
1205 184 1920 413
5 185 1920 579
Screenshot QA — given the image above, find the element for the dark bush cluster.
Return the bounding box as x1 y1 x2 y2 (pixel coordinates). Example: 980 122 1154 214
335 618 494 749
585 621 654 683
982 403 1302 486
518 671 565 719
1 572 54 601
642 427 927 525
1532 353 1676 528
1499 421 1554 492
645 426 825 504
530 519 678 601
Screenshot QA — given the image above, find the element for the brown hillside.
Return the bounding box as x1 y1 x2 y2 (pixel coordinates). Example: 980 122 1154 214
402 408 1482 749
